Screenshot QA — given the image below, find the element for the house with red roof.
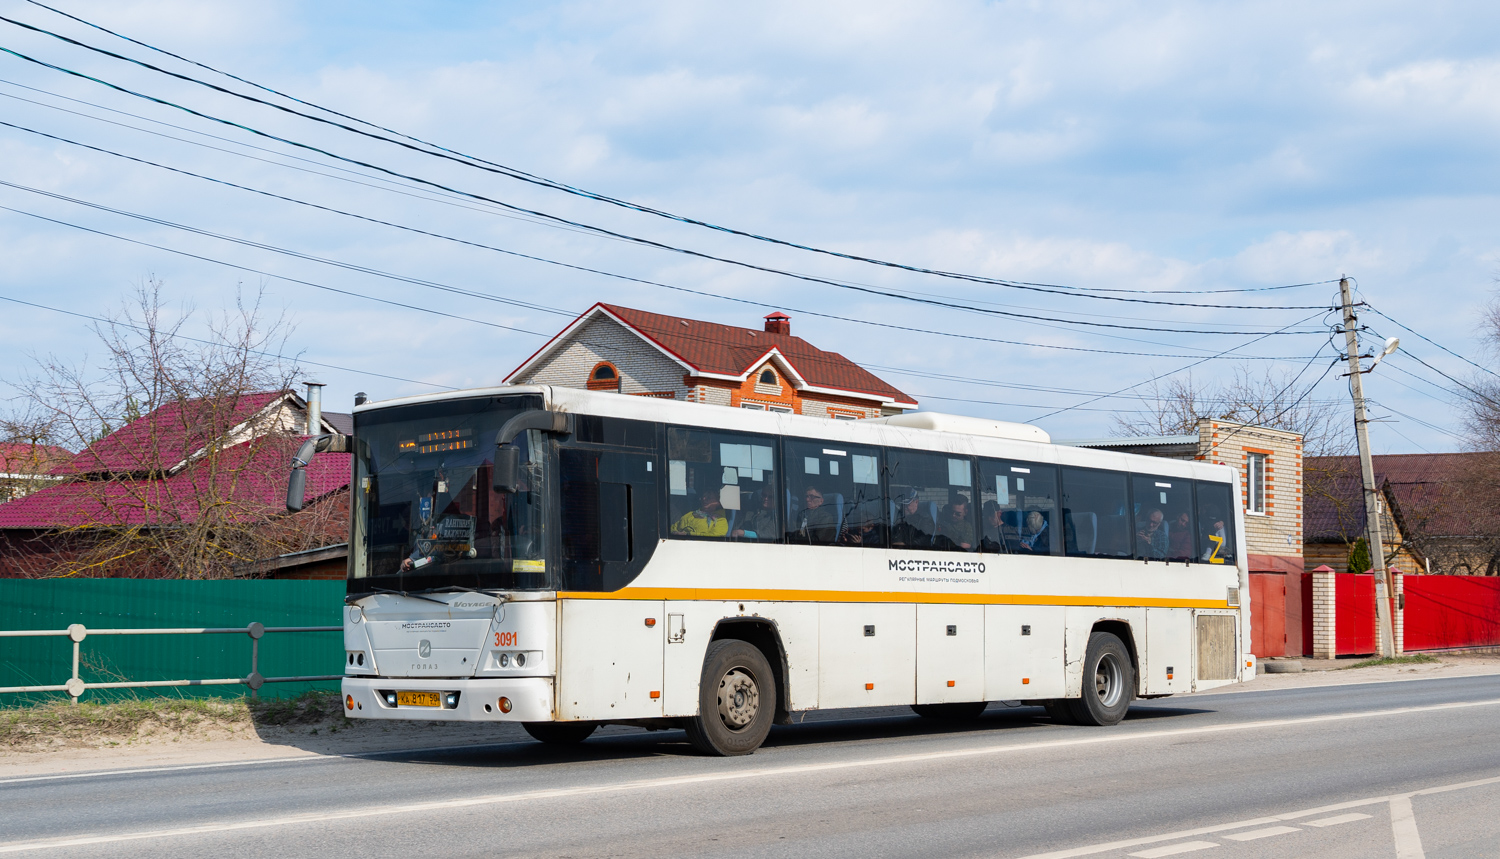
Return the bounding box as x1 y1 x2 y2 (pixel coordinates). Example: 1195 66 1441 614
0 389 350 579
1305 452 1500 576
506 304 917 419
0 441 72 502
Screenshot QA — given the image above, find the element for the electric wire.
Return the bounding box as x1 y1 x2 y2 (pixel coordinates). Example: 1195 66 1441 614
0 293 458 391
9 3 1341 299
1365 305 1500 380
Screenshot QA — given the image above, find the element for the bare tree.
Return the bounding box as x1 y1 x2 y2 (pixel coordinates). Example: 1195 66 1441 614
8 280 344 579
1114 363 1352 456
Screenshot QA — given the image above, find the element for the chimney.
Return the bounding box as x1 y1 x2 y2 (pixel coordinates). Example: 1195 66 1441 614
304 381 325 435
764 312 790 335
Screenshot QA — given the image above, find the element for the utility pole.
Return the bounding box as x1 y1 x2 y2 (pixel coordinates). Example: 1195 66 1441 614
1339 276 1397 658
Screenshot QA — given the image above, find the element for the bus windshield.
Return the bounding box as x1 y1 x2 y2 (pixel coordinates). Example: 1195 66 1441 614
349 394 550 591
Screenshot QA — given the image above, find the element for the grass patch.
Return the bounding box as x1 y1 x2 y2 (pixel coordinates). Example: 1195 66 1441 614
1344 654 1441 669
0 692 347 750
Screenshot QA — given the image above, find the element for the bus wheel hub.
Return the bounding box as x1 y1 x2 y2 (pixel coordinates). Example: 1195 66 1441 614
718 668 759 729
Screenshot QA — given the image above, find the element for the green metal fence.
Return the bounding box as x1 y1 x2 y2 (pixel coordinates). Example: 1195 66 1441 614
0 580 345 704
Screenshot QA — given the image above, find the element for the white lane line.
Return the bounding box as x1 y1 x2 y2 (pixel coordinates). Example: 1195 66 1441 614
2 698 1499 854
0 756 333 786
1389 795 1426 859
1201 670 1500 696
1128 843 1219 858
1010 773 1500 859
1305 812 1371 827
1222 826 1300 841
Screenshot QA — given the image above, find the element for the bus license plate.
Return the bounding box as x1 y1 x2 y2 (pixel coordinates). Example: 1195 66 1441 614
396 691 441 707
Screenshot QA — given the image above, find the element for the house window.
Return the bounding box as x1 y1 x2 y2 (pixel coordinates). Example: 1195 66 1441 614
759 369 776 385
741 403 765 411
832 414 858 421
586 362 620 392
768 405 793 414
1246 452 1267 514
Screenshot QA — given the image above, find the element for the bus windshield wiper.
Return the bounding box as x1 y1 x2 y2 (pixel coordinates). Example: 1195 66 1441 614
412 585 510 602
345 587 448 606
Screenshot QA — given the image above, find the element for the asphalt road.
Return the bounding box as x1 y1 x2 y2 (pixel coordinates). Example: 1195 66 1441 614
3 675 1499 858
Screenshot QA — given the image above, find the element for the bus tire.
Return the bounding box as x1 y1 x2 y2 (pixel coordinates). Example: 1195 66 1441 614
522 721 597 745
684 639 776 756
1064 632 1134 726
911 702 987 720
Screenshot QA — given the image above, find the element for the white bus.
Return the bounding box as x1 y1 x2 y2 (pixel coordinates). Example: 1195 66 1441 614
289 385 1252 756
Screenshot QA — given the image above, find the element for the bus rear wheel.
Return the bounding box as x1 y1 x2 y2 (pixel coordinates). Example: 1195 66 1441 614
1063 631 1134 726
522 720 597 745
911 702 987 720
684 639 776 756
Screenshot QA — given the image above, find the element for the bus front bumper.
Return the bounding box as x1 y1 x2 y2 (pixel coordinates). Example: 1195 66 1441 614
342 676 555 722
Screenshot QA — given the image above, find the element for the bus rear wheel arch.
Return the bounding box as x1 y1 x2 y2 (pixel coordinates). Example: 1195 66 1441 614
684 639 777 756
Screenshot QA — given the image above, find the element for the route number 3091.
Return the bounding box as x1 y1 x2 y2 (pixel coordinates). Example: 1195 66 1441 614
493 631 518 647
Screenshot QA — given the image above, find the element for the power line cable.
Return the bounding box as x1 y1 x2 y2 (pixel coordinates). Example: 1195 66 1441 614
9 3 1341 300
1364 305 1500 380
0 293 458 390
0 123 1320 358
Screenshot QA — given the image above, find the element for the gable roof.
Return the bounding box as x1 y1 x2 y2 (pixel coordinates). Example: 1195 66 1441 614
0 435 349 530
60 391 291 477
507 303 917 407
1305 453 1495 543
0 442 73 476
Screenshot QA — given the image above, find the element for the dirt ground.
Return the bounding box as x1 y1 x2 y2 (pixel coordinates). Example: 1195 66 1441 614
3 653 1498 779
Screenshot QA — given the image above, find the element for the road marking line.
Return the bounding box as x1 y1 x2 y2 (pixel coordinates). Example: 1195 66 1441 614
2 699 1499 854
0 756 332 786
1128 843 1219 858
1222 826 1299 841
1389 795 1425 859
1010 773 1500 859
1305 813 1371 827
1201 670 1500 697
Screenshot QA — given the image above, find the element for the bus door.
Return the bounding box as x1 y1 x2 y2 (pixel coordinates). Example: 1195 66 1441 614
558 446 660 591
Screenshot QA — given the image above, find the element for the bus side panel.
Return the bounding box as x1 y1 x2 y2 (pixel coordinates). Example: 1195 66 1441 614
658 601 820 717
984 605 1065 700
819 603 916 709
1143 608 1193 695
916 604 985 704
1062 607 1145 697
557 599 665 721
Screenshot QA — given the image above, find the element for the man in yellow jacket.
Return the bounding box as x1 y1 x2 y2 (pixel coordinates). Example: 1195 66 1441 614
671 487 729 537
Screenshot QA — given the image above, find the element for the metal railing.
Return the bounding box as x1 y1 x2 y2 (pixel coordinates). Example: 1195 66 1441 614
0 622 341 703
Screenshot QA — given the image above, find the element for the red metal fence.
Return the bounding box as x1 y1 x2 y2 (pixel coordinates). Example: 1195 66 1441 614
1405 575 1500 651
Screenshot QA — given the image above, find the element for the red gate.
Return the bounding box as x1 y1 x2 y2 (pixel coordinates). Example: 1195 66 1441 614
1405 575 1500 650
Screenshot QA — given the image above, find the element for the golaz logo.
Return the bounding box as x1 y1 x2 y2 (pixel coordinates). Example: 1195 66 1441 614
418 639 432 658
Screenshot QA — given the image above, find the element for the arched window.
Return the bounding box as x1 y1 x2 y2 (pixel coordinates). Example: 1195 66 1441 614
759 369 776 385
587 362 620 391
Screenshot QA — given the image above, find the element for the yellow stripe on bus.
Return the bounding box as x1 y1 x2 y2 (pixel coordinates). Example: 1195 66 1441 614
557 588 1231 609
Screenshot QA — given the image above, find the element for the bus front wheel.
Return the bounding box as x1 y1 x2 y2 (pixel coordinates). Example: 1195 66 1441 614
1064 631 1134 726
522 720 597 745
684 639 776 756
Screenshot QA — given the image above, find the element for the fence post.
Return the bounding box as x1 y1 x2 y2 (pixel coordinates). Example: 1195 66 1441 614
246 622 265 699
1311 565 1337 660
1393 571 1404 655
65 624 87 704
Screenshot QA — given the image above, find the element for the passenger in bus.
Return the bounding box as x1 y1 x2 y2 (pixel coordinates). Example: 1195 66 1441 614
843 506 885 547
731 489 777 541
936 492 974 550
1136 508 1168 559
670 487 730 538
1201 508 1228 562
790 485 838 544
980 500 1012 553
1168 510 1194 560
1017 510 1050 553
889 488 937 549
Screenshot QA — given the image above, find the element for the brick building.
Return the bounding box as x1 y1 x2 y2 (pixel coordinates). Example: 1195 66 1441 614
506 303 917 419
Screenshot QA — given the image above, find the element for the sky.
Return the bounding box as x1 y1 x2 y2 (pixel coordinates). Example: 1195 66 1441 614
1 0 1497 453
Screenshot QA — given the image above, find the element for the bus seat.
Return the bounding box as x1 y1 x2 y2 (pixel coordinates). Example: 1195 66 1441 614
1070 511 1098 554
724 509 737 538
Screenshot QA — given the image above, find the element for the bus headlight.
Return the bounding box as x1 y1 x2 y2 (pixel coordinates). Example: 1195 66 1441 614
515 652 527 667
498 652 510 668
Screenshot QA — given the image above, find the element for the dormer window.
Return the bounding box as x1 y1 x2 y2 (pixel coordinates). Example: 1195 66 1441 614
587 362 620 392
759 369 776 385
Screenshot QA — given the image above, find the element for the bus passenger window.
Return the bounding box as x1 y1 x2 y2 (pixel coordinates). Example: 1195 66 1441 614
782 438 883 547
888 450 976 552
978 459 1059 555
1195 481 1237 565
1131 475 1195 562
667 427 778 543
1061 467 1131 559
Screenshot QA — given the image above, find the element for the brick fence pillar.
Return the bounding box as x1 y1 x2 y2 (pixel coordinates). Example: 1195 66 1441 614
1311 564 1337 659
1393 571 1404 655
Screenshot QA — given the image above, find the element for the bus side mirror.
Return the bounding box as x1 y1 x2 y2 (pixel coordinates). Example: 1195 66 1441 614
493 445 522 493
